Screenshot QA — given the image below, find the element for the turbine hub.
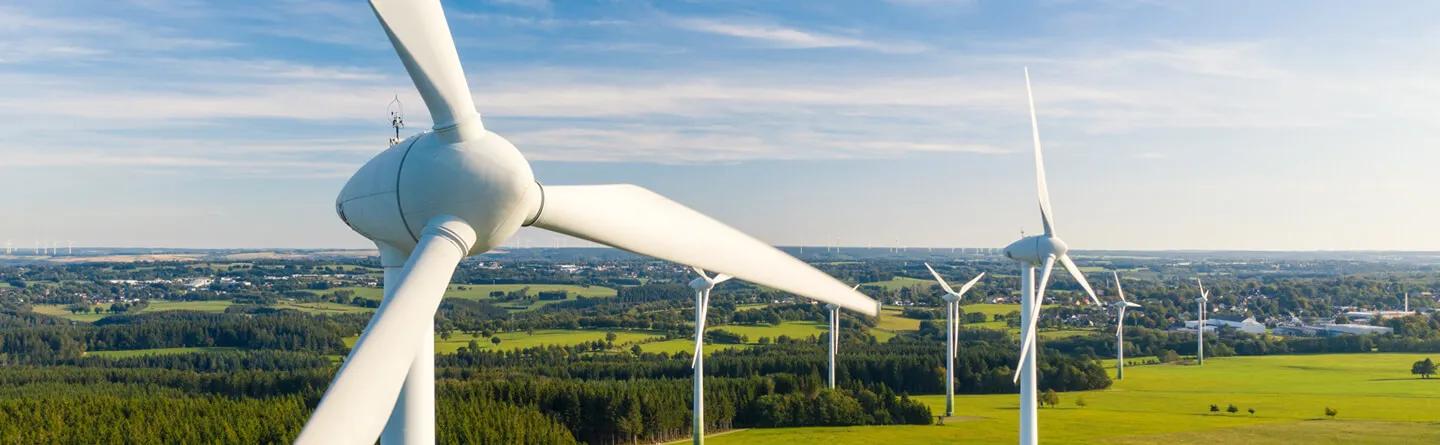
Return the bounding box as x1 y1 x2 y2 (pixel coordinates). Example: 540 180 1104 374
689 277 712 290
941 294 959 303
335 125 539 255
1002 235 1067 265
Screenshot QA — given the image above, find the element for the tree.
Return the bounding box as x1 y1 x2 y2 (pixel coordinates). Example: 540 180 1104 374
604 331 618 343
1209 404 1220 414
1411 358 1436 379
1324 407 1337 418
1247 408 1256 416
630 344 642 356
1075 396 1087 408
490 336 501 346
1226 404 1238 414
1040 389 1059 408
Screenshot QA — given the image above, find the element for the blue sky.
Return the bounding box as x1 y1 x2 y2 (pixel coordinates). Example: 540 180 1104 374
2 0 1438 250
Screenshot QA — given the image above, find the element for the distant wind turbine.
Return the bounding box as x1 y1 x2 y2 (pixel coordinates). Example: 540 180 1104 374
1195 279 1209 366
924 263 985 417
1111 272 1141 380
1001 68 1103 445
688 268 731 445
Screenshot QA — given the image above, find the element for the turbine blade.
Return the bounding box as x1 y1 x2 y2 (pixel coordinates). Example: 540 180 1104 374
296 216 474 445
369 0 480 132
1024 67 1056 236
1113 271 1126 303
1059 255 1100 306
1197 278 1207 300
1014 256 1054 382
692 266 709 279
530 184 877 315
956 272 986 297
1116 308 1125 336
692 289 710 368
924 262 957 295
713 274 733 284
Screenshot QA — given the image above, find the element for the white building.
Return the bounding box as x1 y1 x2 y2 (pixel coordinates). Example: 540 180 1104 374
1183 317 1266 335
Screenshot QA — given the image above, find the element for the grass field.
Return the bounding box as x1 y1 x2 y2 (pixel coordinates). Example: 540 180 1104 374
637 321 828 354
273 300 373 314
873 308 922 342
32 299 235 322
86 347 238 358
343 329 664 354
702 353 1440 444
864 276 934 291
31 304 110 322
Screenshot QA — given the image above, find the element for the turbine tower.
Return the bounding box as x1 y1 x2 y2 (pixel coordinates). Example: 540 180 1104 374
924 263 984 417
296 1 878 443
688 268 730 445
1001 68 1102 445
1195 279 1209 365
1111 272 1141 380
825 284 866 389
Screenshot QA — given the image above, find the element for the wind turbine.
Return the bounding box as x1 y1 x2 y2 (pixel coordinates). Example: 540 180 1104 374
688 268 730 445
296 1 877 443
1111 272 1141 380
825 284 866 389
1195 279 1209 365
924 263 984 417
1001 68 1102 445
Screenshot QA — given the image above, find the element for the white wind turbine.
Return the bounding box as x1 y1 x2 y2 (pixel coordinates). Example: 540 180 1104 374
1002 68 1103 445
924 263 985 417
688 267 730 445
296 1 877 443
825 284 866 389
1111 272 1141 380
1195 279 1209 366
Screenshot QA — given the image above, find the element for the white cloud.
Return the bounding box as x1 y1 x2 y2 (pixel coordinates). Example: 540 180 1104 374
669 17 926 53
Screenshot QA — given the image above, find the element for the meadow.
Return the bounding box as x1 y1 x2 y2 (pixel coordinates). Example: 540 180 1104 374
701 353 1440 444
343 329 665 354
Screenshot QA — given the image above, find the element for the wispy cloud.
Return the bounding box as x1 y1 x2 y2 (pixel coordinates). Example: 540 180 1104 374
669 17 927 53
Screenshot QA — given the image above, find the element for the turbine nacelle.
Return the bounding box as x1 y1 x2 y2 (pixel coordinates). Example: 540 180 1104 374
1003 235 1068 266
336 126 539 255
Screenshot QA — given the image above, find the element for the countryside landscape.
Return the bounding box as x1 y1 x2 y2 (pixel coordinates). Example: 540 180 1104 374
1 248 1437 443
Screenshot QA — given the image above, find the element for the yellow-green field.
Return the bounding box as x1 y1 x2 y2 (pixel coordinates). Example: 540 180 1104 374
702 353 1440 444
637 321 828 354
273 300 373 314
864 276 934 291
32 300 235 322
873 307 922 342
86 347 238 358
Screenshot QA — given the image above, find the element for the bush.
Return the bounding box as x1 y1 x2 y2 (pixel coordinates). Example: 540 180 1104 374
1324 407 1337 418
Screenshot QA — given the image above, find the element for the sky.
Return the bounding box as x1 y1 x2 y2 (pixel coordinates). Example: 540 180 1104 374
1 0 1438 251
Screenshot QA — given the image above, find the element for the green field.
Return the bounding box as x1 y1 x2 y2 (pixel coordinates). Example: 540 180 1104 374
32 299 235 322
140 300 234 313
273 300 373 314
637 321 829 355
864 276 934 292
31 304 110 322
86 347 238 358
344 329 664 354
873 308 922 342
703 353 1440 444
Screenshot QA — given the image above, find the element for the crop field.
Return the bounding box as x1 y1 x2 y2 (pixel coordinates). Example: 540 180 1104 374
701 353 1440 444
